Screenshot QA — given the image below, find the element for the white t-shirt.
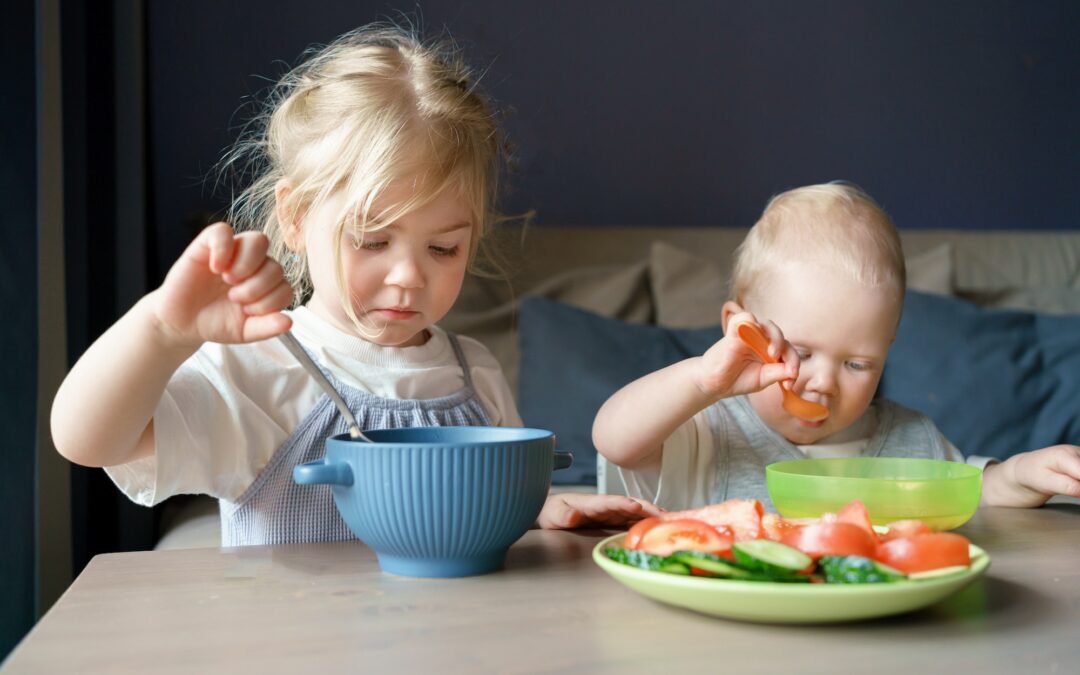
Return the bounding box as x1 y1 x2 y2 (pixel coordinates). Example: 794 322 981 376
106 306 521 506
599 404 993 507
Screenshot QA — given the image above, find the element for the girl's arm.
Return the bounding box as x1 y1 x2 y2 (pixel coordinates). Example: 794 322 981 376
50 223 293 468
592 313 799 472
50 293 198 467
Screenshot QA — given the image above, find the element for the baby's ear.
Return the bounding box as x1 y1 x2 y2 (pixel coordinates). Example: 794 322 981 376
274 179 303 251
721 300 744 335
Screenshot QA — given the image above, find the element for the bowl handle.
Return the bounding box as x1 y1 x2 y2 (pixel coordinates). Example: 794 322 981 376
553 451 573 471
293 458 354 486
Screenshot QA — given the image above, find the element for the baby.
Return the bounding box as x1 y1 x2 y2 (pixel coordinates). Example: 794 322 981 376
593 182 1080 510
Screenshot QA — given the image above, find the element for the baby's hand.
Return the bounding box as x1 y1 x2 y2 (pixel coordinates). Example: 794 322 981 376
153 222 294 349
695 312 800 399
985 445 1080 507
537 493 665 530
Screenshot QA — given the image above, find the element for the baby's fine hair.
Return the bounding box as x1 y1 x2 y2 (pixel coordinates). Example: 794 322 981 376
220 23 507 310
731 182 906 304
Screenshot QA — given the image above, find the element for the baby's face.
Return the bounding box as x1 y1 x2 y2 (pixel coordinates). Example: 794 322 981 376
742 262 901 445
303 182 473 346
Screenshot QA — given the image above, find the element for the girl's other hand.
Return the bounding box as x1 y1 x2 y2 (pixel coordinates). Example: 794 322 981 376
694 311 800 399
537 493 665 530
153 222 294 349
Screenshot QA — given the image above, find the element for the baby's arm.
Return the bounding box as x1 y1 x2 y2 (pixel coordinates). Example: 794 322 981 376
980 445 1080 507
537 492 665 529
51 223 293 468
592 313 798 472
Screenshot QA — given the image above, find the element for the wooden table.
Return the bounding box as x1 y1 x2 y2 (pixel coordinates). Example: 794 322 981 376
5 502 1079 674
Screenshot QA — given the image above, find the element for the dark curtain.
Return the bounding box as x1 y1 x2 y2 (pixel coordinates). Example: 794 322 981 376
0 0 39 660
62 0 159 579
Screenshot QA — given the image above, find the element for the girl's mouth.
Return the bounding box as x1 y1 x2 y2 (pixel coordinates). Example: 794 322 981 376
374 308 419 320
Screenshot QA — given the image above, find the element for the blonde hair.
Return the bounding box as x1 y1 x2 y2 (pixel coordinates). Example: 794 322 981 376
219 24 508 331
731 182 906 305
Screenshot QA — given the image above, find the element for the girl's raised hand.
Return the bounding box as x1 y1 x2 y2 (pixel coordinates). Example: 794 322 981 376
153 222 294 348
694 311 800 399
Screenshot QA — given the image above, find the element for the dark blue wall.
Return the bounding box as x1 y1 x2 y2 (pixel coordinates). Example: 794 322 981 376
148 1 1079 276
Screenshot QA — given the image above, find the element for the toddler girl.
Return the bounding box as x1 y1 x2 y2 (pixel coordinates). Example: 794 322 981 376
52 25 659 545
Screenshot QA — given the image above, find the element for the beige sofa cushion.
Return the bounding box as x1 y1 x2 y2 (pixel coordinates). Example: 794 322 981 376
650 241 956 328
442 260 652 396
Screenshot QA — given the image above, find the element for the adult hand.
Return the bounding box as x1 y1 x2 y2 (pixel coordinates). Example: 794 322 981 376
983 445 1080 507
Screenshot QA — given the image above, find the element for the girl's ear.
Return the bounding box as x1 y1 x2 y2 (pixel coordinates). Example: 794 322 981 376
275 179 303 251
721 300 745 336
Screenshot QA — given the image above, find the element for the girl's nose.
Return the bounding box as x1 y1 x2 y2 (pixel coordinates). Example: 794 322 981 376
384 252 425 289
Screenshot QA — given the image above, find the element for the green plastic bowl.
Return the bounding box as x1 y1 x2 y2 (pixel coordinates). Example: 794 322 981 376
766 457 982 531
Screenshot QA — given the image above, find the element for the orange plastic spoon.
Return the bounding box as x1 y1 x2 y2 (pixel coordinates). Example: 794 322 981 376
734 322 829 422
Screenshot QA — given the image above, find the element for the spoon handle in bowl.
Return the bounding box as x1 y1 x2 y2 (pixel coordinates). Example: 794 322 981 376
277 331 370 441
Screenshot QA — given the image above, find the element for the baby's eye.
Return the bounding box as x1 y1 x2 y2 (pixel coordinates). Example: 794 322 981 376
429 244 459 258
845 361 872 372
794 349 811 360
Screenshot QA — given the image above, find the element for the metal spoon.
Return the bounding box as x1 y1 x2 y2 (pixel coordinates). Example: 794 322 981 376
277 331 371 441
734 321 830 422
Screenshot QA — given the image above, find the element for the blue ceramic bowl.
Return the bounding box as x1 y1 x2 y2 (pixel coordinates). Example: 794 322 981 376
293 426 571 578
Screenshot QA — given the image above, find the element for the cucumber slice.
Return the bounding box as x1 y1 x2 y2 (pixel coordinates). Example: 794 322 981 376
670 552 754 579
733 539 813 577
908 565 969 581
657 560 692 575
819 555 906 584
604 548 692 575
604 547 666 571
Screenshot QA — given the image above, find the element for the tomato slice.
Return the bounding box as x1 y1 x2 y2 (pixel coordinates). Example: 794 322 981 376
637 518 734 557
624 517 662 549
876 533 971 573
780 522 878 559
837 500 876 538
761 513 802 542
664 499 764 541
881 519 933 541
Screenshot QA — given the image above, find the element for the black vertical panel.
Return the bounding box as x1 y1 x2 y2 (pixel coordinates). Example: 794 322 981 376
62 0 156 577
0 0 38 659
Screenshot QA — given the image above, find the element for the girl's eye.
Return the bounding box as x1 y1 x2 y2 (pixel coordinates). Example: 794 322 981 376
352 238 387 251
846 361 872 372
795 349 811 360
430 245 459 257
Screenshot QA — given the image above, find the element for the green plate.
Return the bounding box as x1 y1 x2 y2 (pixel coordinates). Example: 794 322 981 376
592 533 990 623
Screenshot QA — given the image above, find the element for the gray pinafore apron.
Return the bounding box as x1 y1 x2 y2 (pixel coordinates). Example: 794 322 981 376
219 333 492 546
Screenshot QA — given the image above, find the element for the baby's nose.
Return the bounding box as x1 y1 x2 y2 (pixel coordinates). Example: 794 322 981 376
803 365 838 397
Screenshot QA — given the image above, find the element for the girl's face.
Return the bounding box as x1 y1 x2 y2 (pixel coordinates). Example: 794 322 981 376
739 263 900 446
302 183 473 347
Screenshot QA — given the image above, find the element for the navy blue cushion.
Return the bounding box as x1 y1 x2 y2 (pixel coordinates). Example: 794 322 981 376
517 296 720 485
879 289 1080 460
517 292 1080 485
